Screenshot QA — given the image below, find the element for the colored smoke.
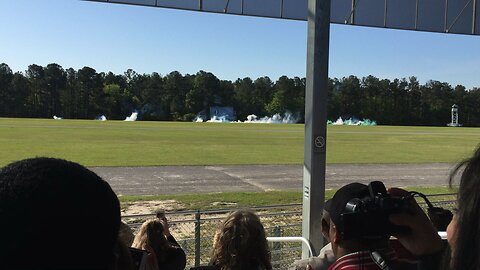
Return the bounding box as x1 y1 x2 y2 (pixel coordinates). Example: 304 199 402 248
124 112 138 121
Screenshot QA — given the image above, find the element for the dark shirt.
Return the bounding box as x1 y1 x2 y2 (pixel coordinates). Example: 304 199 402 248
190 267 220 270
416 249 445 270
161 235 187 270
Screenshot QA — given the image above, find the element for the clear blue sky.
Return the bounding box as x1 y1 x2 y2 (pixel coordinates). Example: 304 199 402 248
1 0 480 88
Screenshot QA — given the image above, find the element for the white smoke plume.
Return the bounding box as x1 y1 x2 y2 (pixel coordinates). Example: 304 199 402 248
206 116 230 123
95 115 107 121
328 117 377 126
244 113 298 124
124 112 138 121
195 112 299 124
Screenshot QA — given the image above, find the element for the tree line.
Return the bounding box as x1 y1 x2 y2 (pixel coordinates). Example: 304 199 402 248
1 62 479 126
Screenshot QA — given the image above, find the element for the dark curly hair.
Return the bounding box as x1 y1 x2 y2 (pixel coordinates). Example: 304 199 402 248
0 157 120 269
210 210 272 270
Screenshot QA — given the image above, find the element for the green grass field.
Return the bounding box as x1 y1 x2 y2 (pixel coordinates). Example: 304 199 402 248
1 117 479 167
119 187 457 211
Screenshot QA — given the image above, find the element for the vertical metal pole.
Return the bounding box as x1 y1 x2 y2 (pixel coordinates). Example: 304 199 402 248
351 0 355 24
415 0 419 29
473 0 477 34
194 211 201 266
302 0 330 258
272 226 282 268
280 0 284 18
384 0 388 27
445 0 449 32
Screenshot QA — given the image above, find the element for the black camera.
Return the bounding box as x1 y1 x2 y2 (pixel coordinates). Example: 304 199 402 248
340 181 411 240
408 190 453 231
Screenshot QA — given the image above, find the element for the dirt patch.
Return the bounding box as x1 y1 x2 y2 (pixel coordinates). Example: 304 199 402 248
121 200 185 215
211 201 238 207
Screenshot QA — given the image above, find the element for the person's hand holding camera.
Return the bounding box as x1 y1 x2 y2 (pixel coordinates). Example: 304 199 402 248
159 218 171 237
388 187 443 256
156 211 171 238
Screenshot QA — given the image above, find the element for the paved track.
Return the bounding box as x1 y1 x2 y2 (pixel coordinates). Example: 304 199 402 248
91 163 454 195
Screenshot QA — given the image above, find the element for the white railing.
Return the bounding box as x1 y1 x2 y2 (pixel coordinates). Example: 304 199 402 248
267 236 314 258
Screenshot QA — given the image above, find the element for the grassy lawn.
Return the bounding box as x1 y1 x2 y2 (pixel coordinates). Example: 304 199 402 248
119 191 306 211
1 117 479 167
119 186 457 211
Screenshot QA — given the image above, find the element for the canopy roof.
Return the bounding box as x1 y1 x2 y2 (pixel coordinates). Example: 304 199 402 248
88 0 480 35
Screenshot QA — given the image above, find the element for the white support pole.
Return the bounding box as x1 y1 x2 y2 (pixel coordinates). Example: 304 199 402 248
302 0 331 258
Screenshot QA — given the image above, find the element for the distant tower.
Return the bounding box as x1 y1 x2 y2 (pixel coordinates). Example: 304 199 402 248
448 104 461 127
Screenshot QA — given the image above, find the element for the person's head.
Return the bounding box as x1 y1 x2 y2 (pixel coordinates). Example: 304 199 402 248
210 210 272 270
324 183 389 258
132 219 172 262
448 146 480 269
118 221 135 247
0 157 121 269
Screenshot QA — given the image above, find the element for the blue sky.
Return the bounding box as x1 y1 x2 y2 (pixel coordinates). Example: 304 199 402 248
1 0 480 88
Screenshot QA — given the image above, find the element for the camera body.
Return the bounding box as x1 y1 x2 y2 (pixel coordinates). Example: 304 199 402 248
340 181 411 240
428 206 453 231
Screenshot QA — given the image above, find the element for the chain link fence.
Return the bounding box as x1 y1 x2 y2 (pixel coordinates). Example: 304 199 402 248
123 204 303 269
122 194 456 270
417 193 456 210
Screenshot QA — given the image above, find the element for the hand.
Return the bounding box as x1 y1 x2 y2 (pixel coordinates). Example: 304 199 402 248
159 217 171 237
291 259 309 270
388 187 443 256
291 254 334 270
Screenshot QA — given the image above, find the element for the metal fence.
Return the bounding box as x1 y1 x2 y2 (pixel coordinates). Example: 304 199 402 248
123 204 303 269
122 194 456 270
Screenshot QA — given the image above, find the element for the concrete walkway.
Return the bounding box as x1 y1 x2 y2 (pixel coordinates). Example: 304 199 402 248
91 163 454 196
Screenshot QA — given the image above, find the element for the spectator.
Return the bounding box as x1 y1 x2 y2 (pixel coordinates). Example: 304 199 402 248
113 240 136 270
205 209 272 270
445 146 480 269
290 202 335 270
0 157 122 269
391 146 480 270
318 183 418 270
132 218 186 270
119 221 135 247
